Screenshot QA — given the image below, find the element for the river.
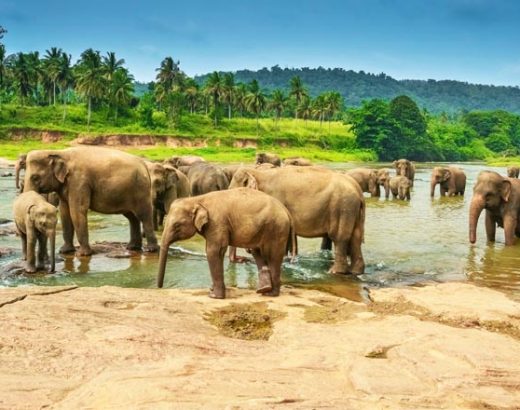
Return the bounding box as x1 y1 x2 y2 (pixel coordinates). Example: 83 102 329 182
1 163 520 302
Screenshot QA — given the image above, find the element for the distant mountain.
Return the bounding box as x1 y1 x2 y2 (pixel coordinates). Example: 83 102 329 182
195 66 520 114
134 82 150 97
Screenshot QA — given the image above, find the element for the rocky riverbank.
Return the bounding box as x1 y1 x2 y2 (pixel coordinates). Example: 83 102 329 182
1 282 519 409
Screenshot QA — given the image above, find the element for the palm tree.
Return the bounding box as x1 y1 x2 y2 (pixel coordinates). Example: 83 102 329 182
43 47 62 105
233 83 248 116
103 51 125 81
297 96 312 123
289 76 308 119
324 91 343 132
221 72 235 119
244 79 266 134
184 78 199 114
204 71 224 126
155 57 180 93
11 53 33 106
312 94 327 127
268 89 287 124
58 53 74 120
110 68 134 121
75 48 105 127
0 43 6 88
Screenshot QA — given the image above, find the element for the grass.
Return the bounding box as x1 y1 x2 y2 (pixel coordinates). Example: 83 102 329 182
485 156 520 166
0 104 374 163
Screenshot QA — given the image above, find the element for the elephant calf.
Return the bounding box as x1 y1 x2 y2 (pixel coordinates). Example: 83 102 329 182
507 166 519 178
389 176 411 200
157 188 294 299
283 157 312 166
346 168 379 197
430 166 466 197
13 191 58 273
256 152 281 167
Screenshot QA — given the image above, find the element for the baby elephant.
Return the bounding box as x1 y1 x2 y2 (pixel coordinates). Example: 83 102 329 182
157 188 294 299
389 176 411 200
430 166 466 197
13 191 58 273
507 166 519 178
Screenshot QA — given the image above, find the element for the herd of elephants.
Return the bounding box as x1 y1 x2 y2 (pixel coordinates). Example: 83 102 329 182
10 147 520 299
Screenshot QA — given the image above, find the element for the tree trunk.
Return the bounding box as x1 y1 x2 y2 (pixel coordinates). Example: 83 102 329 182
228 103 231 119
87 97 92 128
53 81 56 106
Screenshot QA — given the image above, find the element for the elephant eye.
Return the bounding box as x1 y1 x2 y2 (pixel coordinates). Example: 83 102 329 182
31 174 40 182
243 180 248 187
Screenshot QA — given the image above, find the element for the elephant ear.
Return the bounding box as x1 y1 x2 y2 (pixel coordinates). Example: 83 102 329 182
192 204 209 232
442 169 451 182
500 179 512 202
245 172 258 190
164 166 179 189
49 155 68 183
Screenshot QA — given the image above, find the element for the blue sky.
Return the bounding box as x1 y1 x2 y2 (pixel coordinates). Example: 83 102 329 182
1 0 520 86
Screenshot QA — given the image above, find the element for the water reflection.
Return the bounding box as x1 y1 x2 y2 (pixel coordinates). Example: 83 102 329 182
1 163 519 301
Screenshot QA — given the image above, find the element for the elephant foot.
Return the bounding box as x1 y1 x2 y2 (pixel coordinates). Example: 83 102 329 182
76 247 93 257
262 287 280 297
143 244 160 253
25 263 37 273
126 243 143 252
59 244 76 254
208 287 226 299
256 266 273 294
328 264 349 275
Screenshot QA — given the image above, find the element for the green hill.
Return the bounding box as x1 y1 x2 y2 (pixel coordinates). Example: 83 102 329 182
195 66 520 114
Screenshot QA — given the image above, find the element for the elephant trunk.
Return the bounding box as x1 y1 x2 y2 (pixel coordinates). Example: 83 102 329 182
469 195 485 244
157 240 170 288
49 228 56 272
430 180 436 197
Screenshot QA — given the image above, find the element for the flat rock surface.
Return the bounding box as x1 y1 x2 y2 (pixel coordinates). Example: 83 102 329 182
0 283 519 409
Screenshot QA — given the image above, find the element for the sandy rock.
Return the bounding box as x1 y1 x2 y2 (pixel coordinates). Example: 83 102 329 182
0 283 518 409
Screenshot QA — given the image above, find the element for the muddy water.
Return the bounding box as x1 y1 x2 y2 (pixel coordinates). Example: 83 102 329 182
1 163 519 302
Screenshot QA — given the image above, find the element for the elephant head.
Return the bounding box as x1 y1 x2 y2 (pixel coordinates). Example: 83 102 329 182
367 170 379 197
148 163 179 202
469 171 512 244
157 201 209 287
430 167 451 197
24 151 68 194
228 168 258 190
394 159 411 177
29 202 58 272
15 154 27 190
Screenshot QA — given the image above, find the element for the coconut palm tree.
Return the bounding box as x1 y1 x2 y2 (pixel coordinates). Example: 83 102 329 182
289 75 308 119
155 56 180 93
233 83 248 116
58 53 74 120
184 78 199 114
103 52 125 81
221 72 235 119
0 43 6 88
43 47 62 105
297 96 312 123
75 48 106 127
11 53 33 106
244 79 266 134
204 71 224 126
324 91 343 132
268 89 287 124
110 68 134 121
312 94 327 127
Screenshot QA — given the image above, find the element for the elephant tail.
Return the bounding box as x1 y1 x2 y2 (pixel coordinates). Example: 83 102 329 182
358 198 366 244
287 216 298 262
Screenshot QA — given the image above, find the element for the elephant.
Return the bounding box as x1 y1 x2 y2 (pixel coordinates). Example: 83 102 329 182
376 169 391 199
157 188 295 299
146 162 191 230
393 159 415 187
187 162 229 196
23 147 158 256
15 153 27 192
507 166 519 178
469 171 520 246
164 155 205 168
389 175 411 200
13 191 58 273
430 166 466 197
345 168 379 197
229 166 365 275
283 157 312 166
256 152 281 167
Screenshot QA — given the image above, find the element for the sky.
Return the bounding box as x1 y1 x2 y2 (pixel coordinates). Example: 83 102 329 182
1 0 520 86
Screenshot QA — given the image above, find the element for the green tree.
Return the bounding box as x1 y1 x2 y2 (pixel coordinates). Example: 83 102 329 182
110 68 134 121
289 76 308 119
11 53 34 105
155 57 180 93
184 78 199 114
43 47 62 105
245 79 266 134
233 83 248 116
205 71 224 126
75 48 106 127
222 72 235 119
296 95 312 123
312 94 327 126
103 51 125 81
58 53 74 121
268 89 287 124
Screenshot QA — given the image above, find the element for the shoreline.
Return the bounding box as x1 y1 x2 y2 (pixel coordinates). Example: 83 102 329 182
1 282 519 409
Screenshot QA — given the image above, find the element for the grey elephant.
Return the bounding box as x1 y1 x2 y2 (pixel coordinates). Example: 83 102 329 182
187 162 229 196
430 166 466 197
157 188 295 299
15 153 27 192
13 191 58 273
146 162 190 230
376 169 391 199
23 147 158 256
469 171 520 246
164 155 205 168
393 159 415 187
507 166 519 178
345 168 379 197
283 157 312 166
256 152 281 167
389 175 411 200
229 166 365 275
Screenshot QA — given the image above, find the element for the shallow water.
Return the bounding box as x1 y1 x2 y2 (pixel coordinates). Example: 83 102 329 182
1 162 519 302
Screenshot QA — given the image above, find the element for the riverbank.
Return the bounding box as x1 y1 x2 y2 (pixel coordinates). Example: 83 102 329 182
1 282 518 409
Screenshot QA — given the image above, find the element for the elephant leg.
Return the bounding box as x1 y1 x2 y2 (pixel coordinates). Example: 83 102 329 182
348 225 365 275
329 239 349 274
20 232 27 261
152 206 159 231
124 212 143 251
69 202 92 257
321 236 333 251
25 228 37 273
137 209 159 253
485 210 496 242
503 213 518 246
440 186 447 196
36 232 47 270
263 246 284 297
251 248 272 294
206 245 227 299
59 200 76 254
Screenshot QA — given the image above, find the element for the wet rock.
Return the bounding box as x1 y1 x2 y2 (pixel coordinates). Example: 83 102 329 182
0 223 17 236
0 218 12 225
1 172 13 177
0 247 15 258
